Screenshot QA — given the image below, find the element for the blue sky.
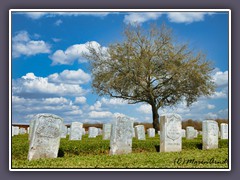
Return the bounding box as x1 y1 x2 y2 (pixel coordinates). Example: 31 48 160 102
11 10 229 124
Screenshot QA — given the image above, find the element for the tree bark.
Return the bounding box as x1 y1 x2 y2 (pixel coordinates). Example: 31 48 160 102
151 104 160 133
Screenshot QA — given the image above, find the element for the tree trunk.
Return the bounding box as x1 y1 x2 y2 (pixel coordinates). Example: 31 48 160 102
151 104 160 133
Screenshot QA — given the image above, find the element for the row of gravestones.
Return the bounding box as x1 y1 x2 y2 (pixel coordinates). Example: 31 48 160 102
13 113 228 160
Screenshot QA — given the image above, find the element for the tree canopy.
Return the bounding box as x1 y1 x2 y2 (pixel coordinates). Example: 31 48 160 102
84 24 215 132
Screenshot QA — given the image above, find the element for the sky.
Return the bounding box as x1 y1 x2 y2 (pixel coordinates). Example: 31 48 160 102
10 10 229 124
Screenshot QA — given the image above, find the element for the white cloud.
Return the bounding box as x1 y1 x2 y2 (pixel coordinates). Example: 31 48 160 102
100 97 128 106
12 96 84 123
23 12 110 20
124 12 162 25
89 111 113 118
48 69 91 85
89 101 102 111
54 19 63 26
136 104 152 114
49 41 103 65
212 70 228 87
207 104 215 110
167 12 213 24
52 38 61 42
75 97 87 104
13 73 86 98
210 91 228 99
12 31 51 58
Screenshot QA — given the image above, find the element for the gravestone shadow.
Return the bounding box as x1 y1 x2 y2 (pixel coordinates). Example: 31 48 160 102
155 145 160 152
58 148 65 157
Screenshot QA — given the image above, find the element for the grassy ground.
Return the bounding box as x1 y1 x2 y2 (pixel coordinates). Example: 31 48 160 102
11 134 229 169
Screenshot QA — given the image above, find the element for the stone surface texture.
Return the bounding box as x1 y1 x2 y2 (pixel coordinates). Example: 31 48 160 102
160 114 182 152
109 116 134 155
28 113 63 161
69 122 83 140
202 120 219 150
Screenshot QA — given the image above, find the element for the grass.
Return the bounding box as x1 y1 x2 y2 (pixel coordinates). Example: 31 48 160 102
11 134 229 169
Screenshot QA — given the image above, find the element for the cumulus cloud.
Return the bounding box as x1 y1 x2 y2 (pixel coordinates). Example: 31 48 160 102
12 72 87 98
212 70 228 87
136 104 152 114
12 96 83 123
12 31 51 58
124 12 162 25
100 97 128 106
49 41 104 65
48 69 91 85
22 12 110 20
167 12 213 24
89 101 102 111
88 111 113 118
75 96 87 104
207 104 215 110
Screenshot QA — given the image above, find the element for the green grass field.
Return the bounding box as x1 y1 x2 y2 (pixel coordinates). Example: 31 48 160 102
11 134 229 169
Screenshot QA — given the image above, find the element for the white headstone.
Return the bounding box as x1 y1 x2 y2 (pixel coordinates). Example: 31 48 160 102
132 127 136 137
160 114 182 152
12 126 19 136
186 126 195 139
29 119 35 141
202 120 219 150
103 123 112 140
110 116 134 155
67 128 70 135
158 131 160 135
181 129 186 138
135 125 146 140
220 123 228 140
147 128 155 137
27 127 29 134
97 128 102 135
82 128 86 135
194 129 198 138
61 124 68 138
19 128 26 134
28 113 63 161
69 122 83 140
88 127 98 138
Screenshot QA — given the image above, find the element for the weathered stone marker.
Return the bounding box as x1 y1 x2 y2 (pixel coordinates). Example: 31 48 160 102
220 123 228 140
19 128 26 134
28 119 35 141
103 123 112 140
61 124 68 138
194 129 198 138
97 128 102 135
147 128 155 137
69 122 83 140
132 127 136 137
110 116 134 155
181 129 186 138
82 128 86 135
186 126 195 139
12 126 19 136
135 125 146 140
160 114 182 152
88 127 98 138
28 113 63 161
202 120 219 150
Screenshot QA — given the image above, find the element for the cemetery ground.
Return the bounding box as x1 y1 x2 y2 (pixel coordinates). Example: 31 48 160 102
12 134 228 169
